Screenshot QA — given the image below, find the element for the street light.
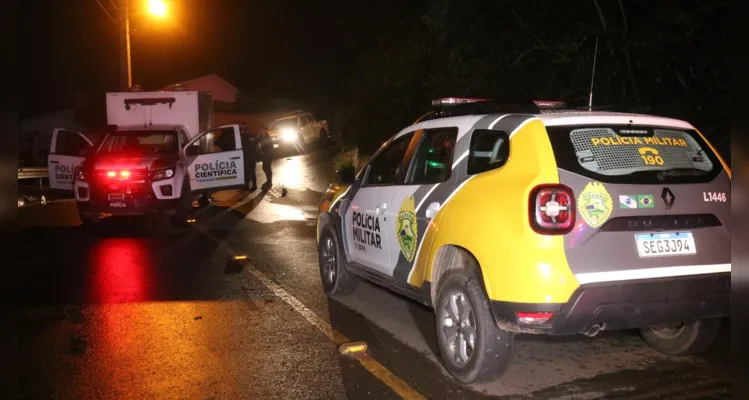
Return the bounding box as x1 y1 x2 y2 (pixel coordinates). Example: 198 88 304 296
148 0 168 18
119 0 170 90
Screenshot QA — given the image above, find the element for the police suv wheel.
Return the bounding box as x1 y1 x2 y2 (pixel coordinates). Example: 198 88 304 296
318 224 358 295
640 318 721 356
435 271 514 384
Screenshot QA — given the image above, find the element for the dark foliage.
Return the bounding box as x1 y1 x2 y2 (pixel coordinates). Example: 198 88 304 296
325 0 729 159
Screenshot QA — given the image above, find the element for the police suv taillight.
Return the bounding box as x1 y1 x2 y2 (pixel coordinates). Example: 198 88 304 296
529 184 575 235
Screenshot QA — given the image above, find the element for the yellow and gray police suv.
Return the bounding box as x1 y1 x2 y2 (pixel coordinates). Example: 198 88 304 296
316 98 730 384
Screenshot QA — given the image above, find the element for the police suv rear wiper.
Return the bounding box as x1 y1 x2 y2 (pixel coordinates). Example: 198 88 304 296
656 168 708 180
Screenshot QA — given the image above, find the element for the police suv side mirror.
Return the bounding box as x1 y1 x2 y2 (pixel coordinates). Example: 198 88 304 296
336 165 356 185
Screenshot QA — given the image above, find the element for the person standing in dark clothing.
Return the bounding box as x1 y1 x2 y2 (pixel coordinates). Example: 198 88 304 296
240 123 259 191
257 125 274 190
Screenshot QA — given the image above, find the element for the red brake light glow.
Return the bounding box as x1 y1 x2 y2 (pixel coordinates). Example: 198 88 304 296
106 170 130 180
529 184 575 235
516 312 554 324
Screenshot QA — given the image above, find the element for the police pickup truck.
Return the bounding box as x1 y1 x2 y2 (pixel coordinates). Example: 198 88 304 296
48 88 248 229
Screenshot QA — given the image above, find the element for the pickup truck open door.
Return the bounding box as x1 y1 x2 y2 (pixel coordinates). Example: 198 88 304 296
47 129 95 191
184 124 246 192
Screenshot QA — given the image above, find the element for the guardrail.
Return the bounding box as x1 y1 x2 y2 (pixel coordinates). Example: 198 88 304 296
18 167 48 180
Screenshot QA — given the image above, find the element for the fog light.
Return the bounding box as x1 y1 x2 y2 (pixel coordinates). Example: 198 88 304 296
77 187 88 199
160 185 173 196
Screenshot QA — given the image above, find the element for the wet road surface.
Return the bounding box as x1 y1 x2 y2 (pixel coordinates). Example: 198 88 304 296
15 144 731 399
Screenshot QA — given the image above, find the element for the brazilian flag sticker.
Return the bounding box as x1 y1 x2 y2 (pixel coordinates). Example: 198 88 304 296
637 194 655 208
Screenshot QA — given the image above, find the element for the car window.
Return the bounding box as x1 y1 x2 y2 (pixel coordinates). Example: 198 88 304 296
54 130 90 156
407 127 458 184
467 129 510 175
363 132 415 186
546 125 722 184
270 117 298 130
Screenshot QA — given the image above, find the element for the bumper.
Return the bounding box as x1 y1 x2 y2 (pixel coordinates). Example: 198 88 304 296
491 273 730 335
75 178 182 216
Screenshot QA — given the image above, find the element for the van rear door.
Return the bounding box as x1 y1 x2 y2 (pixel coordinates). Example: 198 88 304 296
546 124 730 285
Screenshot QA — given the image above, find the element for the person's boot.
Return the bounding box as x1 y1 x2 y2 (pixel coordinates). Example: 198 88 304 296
262 181 272 191
249 182 257 192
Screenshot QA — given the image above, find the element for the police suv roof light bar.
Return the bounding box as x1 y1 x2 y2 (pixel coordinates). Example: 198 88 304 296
431 97 492 107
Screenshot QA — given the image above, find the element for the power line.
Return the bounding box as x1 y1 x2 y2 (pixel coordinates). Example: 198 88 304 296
95 0 119 26
109 0 121 18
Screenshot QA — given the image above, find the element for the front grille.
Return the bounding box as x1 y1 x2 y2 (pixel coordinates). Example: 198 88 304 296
598 213 721 232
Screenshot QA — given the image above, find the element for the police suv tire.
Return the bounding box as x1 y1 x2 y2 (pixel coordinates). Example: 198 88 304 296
640 318 721 356
435 270 514 384
318 224 358 295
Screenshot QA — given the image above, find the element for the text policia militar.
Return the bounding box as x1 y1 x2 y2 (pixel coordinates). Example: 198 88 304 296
591 136 688 147
194 160 238 179
352 211 382 249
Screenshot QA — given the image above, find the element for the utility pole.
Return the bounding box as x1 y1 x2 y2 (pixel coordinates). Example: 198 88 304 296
119 0 132 90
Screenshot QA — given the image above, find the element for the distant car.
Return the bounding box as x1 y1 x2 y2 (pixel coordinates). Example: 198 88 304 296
268 112 331 151
317 97 731 384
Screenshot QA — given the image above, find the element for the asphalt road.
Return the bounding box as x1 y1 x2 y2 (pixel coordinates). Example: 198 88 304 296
15 143 731 399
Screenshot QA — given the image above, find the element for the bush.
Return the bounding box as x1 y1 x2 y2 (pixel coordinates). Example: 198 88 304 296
333 148 370 173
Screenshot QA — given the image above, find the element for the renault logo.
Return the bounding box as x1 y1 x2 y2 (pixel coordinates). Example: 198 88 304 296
661 188 675 209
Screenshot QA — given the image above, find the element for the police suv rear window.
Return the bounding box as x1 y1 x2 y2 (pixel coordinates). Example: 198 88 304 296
546 125 722 184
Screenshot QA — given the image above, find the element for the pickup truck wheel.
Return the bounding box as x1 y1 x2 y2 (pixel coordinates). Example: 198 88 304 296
435 270 514 384
640 318 721 355
171 180 192 227
79 211 99 232
318 224 358 295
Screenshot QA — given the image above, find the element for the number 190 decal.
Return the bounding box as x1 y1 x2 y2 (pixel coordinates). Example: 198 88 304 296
703 192 727 202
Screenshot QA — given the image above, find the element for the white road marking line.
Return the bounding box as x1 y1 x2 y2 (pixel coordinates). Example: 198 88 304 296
191 223 425 400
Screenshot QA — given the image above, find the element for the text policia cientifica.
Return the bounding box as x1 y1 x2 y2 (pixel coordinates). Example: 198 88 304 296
352 211 382 249
194 160 238 178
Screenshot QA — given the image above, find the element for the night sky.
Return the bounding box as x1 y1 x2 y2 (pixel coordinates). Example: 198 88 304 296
19 0 347 117
18 0 730 159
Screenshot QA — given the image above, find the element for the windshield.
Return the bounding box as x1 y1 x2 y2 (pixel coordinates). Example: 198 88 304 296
547 125 722 184
270 117 299 130
99 130 179 155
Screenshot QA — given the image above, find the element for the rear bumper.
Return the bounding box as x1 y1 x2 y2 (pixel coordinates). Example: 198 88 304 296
491 273 730 335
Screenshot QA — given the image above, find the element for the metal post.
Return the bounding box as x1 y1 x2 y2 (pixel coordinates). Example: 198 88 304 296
119 0 132 90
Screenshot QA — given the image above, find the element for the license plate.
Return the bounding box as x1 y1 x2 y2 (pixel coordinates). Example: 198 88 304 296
635 232 696 257
108 193 124 201
109 202 127 208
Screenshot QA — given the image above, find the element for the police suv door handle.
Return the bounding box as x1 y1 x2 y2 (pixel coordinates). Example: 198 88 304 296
426 202 440 219
375 202 388 216
49 160 59 164
229 156 240 160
